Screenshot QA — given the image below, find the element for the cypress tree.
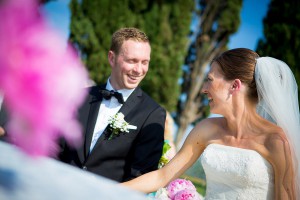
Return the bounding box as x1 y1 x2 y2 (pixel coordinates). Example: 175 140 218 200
256 0 300 102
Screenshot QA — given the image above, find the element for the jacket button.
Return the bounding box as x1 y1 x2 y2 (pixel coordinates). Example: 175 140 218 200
82 166 87 170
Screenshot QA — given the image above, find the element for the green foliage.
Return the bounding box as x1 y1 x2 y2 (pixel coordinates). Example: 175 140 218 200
217 0 241 33
69 0 194 112
256 0 300 101
158 140 171 168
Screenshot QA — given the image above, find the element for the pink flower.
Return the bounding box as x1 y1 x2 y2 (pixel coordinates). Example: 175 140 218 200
167 179 196 199
174 189 203 200
155 179 204 200
0 0 89 156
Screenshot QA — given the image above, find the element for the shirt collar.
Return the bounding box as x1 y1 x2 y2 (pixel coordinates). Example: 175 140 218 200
106 78 135 102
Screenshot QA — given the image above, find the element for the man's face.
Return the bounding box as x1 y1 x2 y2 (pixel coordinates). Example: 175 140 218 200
108 40 151 90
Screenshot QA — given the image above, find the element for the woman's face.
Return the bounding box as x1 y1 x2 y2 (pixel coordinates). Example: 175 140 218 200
201 62 232 114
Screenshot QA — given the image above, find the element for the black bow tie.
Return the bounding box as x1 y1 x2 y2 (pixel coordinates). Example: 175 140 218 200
100 89 124 104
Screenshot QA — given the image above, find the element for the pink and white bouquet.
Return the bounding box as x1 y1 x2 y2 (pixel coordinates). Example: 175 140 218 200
155 179 203 200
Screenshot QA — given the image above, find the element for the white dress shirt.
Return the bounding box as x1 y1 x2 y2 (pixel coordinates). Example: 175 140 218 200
89 79 134 152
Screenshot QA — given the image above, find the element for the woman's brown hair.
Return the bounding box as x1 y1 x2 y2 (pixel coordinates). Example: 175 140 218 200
212 48 260 102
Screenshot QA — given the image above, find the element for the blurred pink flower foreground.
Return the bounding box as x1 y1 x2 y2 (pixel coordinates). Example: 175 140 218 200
0 0 89 156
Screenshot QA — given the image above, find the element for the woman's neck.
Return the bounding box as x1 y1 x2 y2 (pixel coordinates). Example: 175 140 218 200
223 99 262 140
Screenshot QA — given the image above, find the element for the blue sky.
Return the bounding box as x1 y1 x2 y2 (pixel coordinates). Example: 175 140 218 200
42 0 70 42
228 0 270 50
43 0 270 51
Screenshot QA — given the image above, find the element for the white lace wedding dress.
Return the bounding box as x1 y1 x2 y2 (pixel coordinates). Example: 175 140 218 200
200 143 275 200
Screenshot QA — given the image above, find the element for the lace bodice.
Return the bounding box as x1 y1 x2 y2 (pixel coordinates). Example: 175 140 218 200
200 143 275 200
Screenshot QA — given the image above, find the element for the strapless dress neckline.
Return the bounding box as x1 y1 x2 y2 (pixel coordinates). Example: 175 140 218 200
200 143 274 200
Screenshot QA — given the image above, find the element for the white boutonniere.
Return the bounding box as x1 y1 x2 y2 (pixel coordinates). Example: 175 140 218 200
107 112 137 140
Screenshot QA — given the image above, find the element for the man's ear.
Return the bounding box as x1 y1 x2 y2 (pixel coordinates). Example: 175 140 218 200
230 79 242 94
108 51 115 67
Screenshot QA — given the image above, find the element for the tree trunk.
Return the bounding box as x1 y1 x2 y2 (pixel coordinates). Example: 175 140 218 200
175 0 242 144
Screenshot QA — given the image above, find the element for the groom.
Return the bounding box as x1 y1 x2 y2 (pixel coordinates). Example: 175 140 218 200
58 27 166 182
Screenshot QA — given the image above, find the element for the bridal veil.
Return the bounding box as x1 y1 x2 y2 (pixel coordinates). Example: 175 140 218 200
255 57 300 198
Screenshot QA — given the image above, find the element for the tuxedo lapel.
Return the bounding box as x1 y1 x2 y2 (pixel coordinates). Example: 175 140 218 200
83 85 105 157
118 87 142 117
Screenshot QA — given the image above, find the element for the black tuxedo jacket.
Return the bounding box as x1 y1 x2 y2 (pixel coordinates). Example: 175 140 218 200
58 85 166 182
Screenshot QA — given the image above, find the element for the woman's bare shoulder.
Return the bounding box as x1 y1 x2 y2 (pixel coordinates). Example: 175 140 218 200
264 127 291 161
179 117 226 157
190 117 225 141
265 126 288 146
197 117 225 128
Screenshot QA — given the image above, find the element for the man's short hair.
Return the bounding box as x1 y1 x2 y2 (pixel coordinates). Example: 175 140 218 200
110 27 150 55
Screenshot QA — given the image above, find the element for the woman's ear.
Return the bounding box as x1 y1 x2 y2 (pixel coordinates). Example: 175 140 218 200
230 79 242 94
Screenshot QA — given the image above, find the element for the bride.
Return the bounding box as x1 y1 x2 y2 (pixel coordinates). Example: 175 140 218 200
122 48 300 199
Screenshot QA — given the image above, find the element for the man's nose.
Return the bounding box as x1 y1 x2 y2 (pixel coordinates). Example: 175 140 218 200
133 63 142 73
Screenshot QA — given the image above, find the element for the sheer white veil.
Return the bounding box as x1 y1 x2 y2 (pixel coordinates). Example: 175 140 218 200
255 57 300 197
